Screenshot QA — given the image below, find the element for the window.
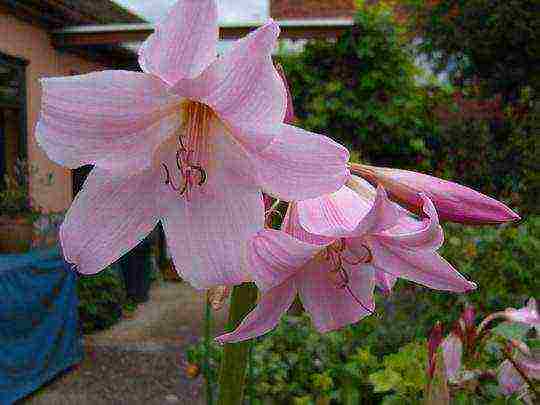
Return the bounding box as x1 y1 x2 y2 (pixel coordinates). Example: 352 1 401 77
0 52 27 190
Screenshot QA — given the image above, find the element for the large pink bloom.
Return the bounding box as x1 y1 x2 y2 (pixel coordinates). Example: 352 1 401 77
35 0 349 287
217 181 475 343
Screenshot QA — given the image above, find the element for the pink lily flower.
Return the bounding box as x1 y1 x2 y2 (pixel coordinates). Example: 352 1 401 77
350 163 520 225
498 353 540 397
505 298 539 327
35 0 349 287
297 177 476 294
217 182 475 343
441 333 463 381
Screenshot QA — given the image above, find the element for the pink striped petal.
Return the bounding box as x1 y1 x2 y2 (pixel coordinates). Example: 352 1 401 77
352 185 400 237
155 122 263 289
297 259 375 332
138 0 218 85
370 240 477 292
216 281 297 344
374 270 397 294
252 125 350 201
297 186 371 238
36 71 181 174
60 167 159 275
378 195 444 251
282 203 334 246
172 21 286 152
248 230 322 292
352 165 520 225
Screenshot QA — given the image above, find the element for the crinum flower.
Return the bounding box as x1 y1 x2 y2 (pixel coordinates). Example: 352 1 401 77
35 0 349 288
217 181 475 343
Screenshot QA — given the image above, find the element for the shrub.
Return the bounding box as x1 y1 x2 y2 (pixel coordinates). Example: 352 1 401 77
277 2 437 172
77 265 126 334
430 87 539 215
402 0 540 98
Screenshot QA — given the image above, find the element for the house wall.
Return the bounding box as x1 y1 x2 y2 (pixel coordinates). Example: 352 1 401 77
0 10 104 213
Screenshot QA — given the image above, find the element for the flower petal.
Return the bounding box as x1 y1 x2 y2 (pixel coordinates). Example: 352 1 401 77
252 125 350 201
374 270 397 294
248 229 323 292
37 71 181 173
156 126 264 289
351 185 400 237
216 281 297 344
369 240 476 292
498 360 524 396
378 195 444 251
60 167 159 275
282 203 335 246
505 298 540 327
297 185 371 238
172 21 286 152
297 259 375 332
138 0 218 85
160 189 264 289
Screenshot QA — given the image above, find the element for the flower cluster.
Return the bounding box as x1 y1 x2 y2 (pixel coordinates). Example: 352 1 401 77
35 0 519 341
429 300 539 403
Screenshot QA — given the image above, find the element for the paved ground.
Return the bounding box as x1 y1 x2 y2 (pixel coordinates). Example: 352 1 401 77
19 281 229 405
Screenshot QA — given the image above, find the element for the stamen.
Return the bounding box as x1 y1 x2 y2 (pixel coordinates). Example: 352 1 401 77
322 241 379 318
161 100 214 200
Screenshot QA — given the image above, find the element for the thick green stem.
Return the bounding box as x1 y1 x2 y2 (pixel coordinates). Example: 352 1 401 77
217 283 258 405
204 295 214 405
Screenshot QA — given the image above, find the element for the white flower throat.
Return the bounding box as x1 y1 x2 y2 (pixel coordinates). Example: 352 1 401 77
162 100 215 200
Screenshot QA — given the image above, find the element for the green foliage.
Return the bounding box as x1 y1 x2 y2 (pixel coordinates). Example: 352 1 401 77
403 0 540 97
77 266 126 334
430 88 539 215
369 341 427 404
277 4 437 172
0 159 53 220
188 315 383 404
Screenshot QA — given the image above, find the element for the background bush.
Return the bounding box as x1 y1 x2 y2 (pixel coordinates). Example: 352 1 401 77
188 217 539 403
278 0 539 215
77 265 126 334
277 1 437 173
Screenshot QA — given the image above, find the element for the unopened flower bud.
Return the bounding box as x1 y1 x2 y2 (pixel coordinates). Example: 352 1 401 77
349 163 520 225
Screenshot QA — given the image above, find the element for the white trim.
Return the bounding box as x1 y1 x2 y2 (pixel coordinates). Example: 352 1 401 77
53 19 354 34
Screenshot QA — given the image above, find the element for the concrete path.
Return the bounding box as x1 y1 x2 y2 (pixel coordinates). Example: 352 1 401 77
20 281 229 405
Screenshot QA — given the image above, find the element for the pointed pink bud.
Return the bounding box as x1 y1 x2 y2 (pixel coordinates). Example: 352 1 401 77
461 305 476 330
350 164 520 225
441 333 463 381
274 63 297 125
504 298 540 327
428 322 444 379
460 305 477 347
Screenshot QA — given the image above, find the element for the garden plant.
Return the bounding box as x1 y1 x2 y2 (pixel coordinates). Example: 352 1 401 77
32 0 536 404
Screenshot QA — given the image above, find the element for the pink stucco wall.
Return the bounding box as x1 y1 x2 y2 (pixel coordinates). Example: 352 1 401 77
0 10 105 213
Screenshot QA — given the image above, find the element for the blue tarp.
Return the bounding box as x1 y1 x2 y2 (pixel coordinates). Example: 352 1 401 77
0 246 82 404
